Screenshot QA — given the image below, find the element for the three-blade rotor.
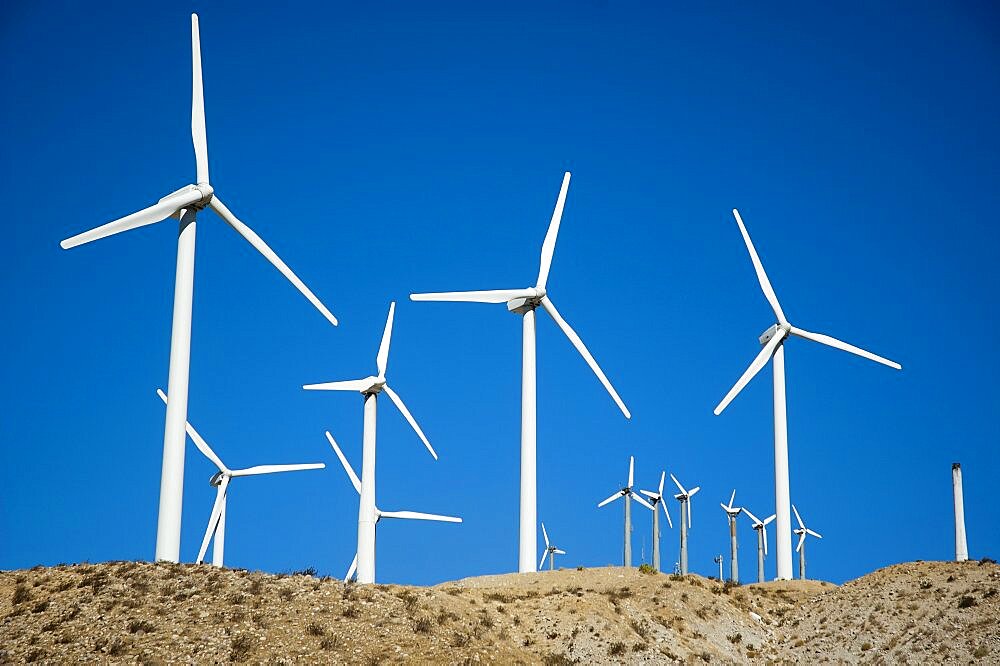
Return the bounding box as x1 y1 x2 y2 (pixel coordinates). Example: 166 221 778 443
741 508 776 555
639 470 673 528
539 522 566 569
598 456 654 510
792 504 823 552
670 473 700 527
720 489 742 517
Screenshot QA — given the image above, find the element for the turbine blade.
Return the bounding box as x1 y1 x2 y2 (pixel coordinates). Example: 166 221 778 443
554 549 566 555
409 289 535 304
639 489 658 498
806 529 823 539
763 526 768 556
541 522 549 548
658 471 665 496
670 473 686 495
190 14 208 184
383 385 437 460
732 209 787 323
536 172 571 289
539 550 548 571
229 463 325 477
303 378 372 392
714 330 784 415
764 514 776 525
376 302 395 378
345 553 358 582
792 504 805 529
540 296 630 418
687 498 693 528
789 326 901 370
377 510 461 523
325 431 361 494
796 532 806 552
633 493 655 511
157 388 227 473
598 491 623 508
208 196 338 326
60 189 203 249
688 487 700 497
720 502 730 512
742 508 760 525
662 500 673 528
628 456 634 488
729 489 736 509
197 477 228 564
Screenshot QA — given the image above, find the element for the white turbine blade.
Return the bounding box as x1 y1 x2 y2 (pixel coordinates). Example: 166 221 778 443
541 522 550 548
190 14 208 184
714 331 784 415
382 385 437 460
720 502 730 512
639 489 658 499
409 289 535 304
229 463 325 477
806 529 823 539
208 197 338 326
60 189 203 249
302 378 371 392
345 553 358 582
197 477 229 564
628 456 634 488
554 549 566 555
598 491 623 508
633 493 655 511
376 302 395 378
325 431 361 494
662 500 673 528
728 489 736 510
789 326 902 370
378 510 462 523
764 514 776 525
687 498 693 528
658 471 665 496
732 209 787 324
792 504 805 530
763 525 768 556
796 532 806 552
536 171 571 289
539 550 548 571
742 508 760 525
670 473 687 496
688 486 700 497
540 296 631 419
156 388 227 473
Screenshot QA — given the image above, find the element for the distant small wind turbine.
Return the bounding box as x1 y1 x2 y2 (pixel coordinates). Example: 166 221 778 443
714 554 724 581
792 504 823 580
157 389 324 567
411 172 631 573
304 303 438 585
639 471 673 572
742 507 776 583
326 433 460 583
714 209 900 580
598 456 654 567
61 14 338 563
539 523 566 571
670 473 700 575
720 490 742 583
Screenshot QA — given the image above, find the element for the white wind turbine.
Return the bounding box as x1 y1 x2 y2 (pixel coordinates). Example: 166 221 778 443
156 389 325 567
539 523 566 571
410 172 630 573
714 208 901 580
670 473 700 575
720 490 742 583
60 14 337 563
326 433 461 582
639 471 673 572
792 504 823 580
303 302 438 584
598 456 654 567
742 508 776 583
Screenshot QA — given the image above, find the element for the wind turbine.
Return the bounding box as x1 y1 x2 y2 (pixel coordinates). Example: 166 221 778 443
539 523 566 571
670 473 700 575
410 172 630 573
326 432 461 583
720 490 742 583
713 209 901 580
598 456 654 567
714 554 724 581
303 302 438 584
156 389 325 567
60 15 337 563
742 507 776 583
792 504 823 580
639 471 673 572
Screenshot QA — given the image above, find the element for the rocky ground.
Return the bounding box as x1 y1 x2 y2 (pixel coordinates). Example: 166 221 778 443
0 559 996 663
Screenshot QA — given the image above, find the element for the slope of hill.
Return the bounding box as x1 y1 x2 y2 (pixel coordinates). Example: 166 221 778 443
0 560 996 663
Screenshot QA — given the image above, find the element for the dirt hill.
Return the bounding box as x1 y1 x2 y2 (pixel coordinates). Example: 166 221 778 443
1 560 997 663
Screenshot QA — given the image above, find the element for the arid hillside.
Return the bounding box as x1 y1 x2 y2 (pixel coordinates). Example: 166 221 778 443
1 559 997 663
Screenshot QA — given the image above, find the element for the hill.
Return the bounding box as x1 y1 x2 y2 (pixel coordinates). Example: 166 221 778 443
1 560 997 663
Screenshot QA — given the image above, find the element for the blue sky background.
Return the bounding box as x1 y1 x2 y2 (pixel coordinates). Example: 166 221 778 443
1 1 997 585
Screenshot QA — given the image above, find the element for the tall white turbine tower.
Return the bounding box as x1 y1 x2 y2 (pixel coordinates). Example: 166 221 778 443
714 209 901 580
60 15 338 563
539 523 566 571
639 471 673 572
670 473 700 575
410 172 630 573
598 456 654 567
952 463 969 561
720 490 742 583
742 508 776 583
326 433 460 582
157 390 324 566
303 303 438 584
792 504 823 580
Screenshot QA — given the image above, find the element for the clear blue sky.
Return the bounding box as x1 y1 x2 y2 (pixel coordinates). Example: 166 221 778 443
1 1 997 585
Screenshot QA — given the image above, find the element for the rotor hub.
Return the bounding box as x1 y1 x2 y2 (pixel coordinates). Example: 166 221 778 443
209 471 225 487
